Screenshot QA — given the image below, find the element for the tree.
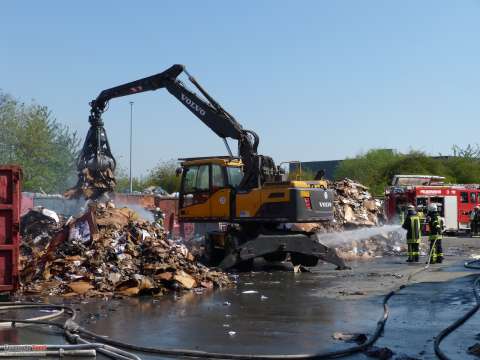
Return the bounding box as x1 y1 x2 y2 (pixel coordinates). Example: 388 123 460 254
114 166 147 193
0 91 80 193
444 145 480 184
334 146 480 195
451 144 480 159
144 160 181 193
334 149 401 195
384 151 451 183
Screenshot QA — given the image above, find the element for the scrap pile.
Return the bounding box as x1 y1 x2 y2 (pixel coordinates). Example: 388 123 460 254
331 178 385 228
20 207 64 266
319 228 407 261
292 178 386 233
20 205 231 297
292 178 404 259
64 167 116 200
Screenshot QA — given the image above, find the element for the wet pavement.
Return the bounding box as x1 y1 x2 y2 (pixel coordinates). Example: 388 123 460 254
3 236 480 359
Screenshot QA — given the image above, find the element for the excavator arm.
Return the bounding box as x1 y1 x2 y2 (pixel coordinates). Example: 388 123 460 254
70 65 277 199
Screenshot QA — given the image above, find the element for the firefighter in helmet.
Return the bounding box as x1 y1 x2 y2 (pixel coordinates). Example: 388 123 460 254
417 205 426 233
470 205 480 237
402 205 421 262
153 207 165 227
426 203 444 264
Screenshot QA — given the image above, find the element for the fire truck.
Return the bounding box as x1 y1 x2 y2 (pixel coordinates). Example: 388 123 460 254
385 175 480 233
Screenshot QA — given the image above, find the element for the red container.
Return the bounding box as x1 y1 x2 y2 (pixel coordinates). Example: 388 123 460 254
0 165 21 292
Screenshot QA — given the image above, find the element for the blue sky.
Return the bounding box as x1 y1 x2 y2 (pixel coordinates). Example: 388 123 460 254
2 1 480 176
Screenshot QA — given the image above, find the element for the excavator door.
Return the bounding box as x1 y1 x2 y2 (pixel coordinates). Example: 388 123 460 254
179 161 233 221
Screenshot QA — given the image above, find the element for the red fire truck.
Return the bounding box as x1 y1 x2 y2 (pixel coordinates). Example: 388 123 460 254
385 175 480 233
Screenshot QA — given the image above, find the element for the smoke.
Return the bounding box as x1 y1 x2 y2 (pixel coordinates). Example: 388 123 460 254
316 225 406 247
113 201 155 222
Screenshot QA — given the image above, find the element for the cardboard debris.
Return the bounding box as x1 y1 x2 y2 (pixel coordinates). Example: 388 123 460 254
19 205 232 297
64 167 116 200
292 178 386 233
68 281 94 294
290 179 407 259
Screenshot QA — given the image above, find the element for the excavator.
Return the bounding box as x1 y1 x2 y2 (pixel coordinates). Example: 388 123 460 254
72 64 347 270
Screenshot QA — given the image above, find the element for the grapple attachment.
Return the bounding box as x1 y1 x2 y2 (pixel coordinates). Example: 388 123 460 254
65 106 116 200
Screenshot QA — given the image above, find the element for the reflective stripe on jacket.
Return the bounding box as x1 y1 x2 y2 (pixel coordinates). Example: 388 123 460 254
428 214 443 241
403 215 421 243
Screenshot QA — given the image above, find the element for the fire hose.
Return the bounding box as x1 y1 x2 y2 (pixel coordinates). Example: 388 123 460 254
3 260 464 359
433 259 480 360
0 303 141 360
0 294 393 360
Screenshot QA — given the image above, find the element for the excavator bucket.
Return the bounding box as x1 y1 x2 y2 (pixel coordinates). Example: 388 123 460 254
65 115 116 200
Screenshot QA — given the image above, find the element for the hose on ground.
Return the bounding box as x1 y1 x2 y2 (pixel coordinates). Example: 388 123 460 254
1 292 393 360
0 302 141 360
1 264 432 359
433 259 480 360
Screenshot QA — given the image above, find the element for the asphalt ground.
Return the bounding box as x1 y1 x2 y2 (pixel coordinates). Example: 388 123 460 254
2 236 480 359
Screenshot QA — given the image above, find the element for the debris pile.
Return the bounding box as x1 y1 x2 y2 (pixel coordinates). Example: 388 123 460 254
64 168 116 200
20 205 231 297
20 207 64 268
324 227 407 261
292 178 386 233
292 179 404 259
332 178 385 228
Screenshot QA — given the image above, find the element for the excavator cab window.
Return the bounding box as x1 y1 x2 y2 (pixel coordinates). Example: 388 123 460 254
227 166 243 188
181 165 210 207
212 164 226 192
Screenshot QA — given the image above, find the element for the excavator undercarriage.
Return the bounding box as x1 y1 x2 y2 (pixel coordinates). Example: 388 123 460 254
204 226 348 270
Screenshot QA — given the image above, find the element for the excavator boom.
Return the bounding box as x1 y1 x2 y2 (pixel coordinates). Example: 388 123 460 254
69 64 278 199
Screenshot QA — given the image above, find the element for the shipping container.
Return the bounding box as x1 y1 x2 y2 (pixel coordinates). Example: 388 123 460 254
0 165 21 292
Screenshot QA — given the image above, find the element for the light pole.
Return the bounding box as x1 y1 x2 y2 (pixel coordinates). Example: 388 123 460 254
129 101 134 194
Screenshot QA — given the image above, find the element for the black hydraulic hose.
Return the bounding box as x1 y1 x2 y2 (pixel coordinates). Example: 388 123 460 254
433 260 480 360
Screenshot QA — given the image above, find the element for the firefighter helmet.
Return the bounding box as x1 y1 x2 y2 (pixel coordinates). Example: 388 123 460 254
428 203 438 212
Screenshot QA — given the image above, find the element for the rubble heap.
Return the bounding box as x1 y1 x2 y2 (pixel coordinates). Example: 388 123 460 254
291 179 404 259
20 205 231 297
332 178 385 228
64 168 116 200
292 178 386 233
20 207 64 264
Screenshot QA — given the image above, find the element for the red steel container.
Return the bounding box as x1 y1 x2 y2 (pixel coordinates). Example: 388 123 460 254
0 165 21 292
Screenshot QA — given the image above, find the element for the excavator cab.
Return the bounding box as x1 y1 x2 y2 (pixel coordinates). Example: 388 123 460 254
178 157 242 221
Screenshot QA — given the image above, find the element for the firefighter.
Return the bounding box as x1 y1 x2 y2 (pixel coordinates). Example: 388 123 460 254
153 207 165 227
417 205 426 233
470 205 480 237
402 205 421 262
426 203 444 264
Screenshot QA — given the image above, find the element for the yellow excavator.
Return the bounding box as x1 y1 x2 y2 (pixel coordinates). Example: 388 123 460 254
73 64 347 270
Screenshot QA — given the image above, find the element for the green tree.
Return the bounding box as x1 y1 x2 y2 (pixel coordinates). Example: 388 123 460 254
443 145 480 183
0 91 80 193
384 151 451 183
144 160 181 193
114 165 147 193
334 149 400 195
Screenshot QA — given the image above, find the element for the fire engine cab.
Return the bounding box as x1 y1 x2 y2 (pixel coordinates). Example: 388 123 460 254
385 175 480 233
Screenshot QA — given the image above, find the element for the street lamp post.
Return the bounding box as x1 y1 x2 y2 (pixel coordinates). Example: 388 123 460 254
129 101 134 194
